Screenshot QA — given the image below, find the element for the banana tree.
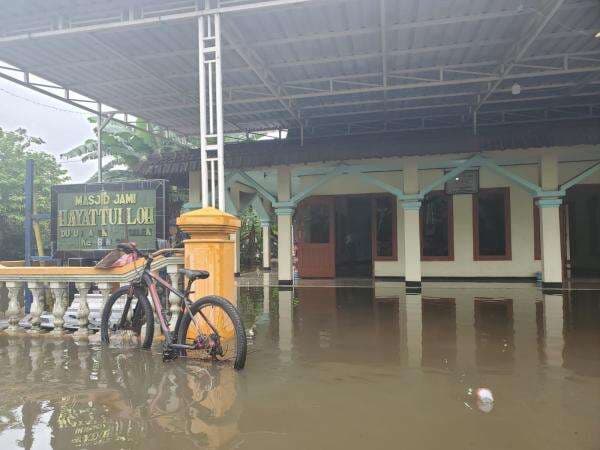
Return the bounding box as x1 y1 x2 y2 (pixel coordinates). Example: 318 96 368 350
61 117 194 182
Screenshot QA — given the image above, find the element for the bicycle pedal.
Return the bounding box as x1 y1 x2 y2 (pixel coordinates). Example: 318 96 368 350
161 343 178 362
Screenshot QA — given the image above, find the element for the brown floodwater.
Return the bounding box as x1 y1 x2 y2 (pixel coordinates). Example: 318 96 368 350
1 284 599 449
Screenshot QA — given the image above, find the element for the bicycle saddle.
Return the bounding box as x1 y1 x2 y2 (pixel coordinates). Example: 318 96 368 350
178 268 210 280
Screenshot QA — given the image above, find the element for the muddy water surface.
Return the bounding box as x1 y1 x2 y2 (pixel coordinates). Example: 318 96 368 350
0 285 599 449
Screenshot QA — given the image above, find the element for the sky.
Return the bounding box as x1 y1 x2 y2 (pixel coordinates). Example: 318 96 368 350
0 77 97 183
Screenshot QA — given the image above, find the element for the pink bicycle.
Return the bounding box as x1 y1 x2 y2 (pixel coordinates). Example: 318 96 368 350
100 243 247 370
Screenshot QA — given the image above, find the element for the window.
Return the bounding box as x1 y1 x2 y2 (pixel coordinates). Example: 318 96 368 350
421 191 454 260
473 188 511 260
298 203 331 243
372 195 397 260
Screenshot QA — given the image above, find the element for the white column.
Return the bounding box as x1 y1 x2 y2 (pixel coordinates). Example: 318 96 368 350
539 152 563 286
539 200 563 285
276 167 294 285
402 202 422 288
402 158 422 291
262 220 271 271
198 13 225 210
543 294 564 367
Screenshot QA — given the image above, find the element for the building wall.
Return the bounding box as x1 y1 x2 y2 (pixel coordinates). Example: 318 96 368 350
294 149 600 279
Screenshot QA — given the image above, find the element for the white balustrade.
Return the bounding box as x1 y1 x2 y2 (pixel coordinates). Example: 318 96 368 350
5 281 22 334
0 255 184 337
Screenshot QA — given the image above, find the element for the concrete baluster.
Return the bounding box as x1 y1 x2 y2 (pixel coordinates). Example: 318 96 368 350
5 281 22 334
97 282 112 331
27 281 44 334
50 282 68 336
167 263 181 331
74 282 92 337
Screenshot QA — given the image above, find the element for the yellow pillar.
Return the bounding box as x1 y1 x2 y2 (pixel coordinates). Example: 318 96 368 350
176 207 241 303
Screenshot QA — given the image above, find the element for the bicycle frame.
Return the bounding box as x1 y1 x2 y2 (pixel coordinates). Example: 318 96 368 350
144 270 185 339
132 261 220 348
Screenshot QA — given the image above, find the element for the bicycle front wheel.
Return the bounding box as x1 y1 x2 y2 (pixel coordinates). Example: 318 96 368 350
176 296 247 370
100 285 154 349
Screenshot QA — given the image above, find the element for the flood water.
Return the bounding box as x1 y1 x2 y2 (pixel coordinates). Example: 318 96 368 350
1 284 599 449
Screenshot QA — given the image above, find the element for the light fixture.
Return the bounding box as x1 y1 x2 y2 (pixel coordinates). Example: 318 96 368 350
511 82 522 95
596 31 600 38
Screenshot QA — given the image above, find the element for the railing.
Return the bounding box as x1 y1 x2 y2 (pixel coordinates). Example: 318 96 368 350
0 255 184 336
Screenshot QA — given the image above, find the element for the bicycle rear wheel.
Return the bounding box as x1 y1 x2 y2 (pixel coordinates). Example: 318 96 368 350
100 285 154 349
176 296 247 370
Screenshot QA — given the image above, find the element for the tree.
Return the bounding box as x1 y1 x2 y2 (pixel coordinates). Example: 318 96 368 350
61 117 193 182
0 128 69 260
239 207 262 270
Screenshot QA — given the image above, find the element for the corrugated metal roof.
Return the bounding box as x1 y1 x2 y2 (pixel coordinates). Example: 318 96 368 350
0 0 599 138
137 118 600 175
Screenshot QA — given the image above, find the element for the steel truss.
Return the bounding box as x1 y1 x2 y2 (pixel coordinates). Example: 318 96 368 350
198 4 225 210
0 61 192 145
0 0 598 142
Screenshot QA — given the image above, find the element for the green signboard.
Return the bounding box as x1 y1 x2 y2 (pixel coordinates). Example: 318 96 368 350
51 181 167 258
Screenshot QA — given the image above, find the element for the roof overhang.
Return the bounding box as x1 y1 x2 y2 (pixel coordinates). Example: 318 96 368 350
0 0 599 140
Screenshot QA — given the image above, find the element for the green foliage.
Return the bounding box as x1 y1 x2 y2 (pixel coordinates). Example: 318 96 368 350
240 207 262 270
239 207 277 270
61 117 193 182
0 128 69 260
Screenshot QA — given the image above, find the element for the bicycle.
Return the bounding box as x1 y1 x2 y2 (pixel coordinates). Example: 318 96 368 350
100 242 247 370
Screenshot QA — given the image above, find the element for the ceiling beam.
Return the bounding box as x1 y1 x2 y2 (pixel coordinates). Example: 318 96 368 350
474 0 566 113
0 0 320 45
221 18 303 128
226 63 600 105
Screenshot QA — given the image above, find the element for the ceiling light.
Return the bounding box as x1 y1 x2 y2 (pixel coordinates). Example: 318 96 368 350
511 82 522 95
596 31 600 38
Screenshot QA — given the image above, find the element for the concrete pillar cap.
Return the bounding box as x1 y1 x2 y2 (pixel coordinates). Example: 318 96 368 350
177 206 241 235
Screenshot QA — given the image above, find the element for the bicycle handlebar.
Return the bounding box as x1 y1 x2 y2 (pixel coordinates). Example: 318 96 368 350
117 242 183 260
151 248 184 258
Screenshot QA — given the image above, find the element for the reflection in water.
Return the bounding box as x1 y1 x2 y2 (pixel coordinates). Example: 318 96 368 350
0 342 240 449
474 297 514 372
564 291 600 376
0 286 599 449
421 297 456 371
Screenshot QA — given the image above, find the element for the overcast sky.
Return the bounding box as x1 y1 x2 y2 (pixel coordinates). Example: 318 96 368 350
0 77 97 183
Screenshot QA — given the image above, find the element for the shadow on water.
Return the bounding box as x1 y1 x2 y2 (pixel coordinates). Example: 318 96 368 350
0 285 599 449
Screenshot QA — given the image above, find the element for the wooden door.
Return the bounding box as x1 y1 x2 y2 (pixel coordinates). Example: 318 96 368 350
294 197 335 278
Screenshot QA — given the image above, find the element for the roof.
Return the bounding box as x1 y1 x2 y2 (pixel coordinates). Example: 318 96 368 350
136 118 600 176
1 0 599 140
